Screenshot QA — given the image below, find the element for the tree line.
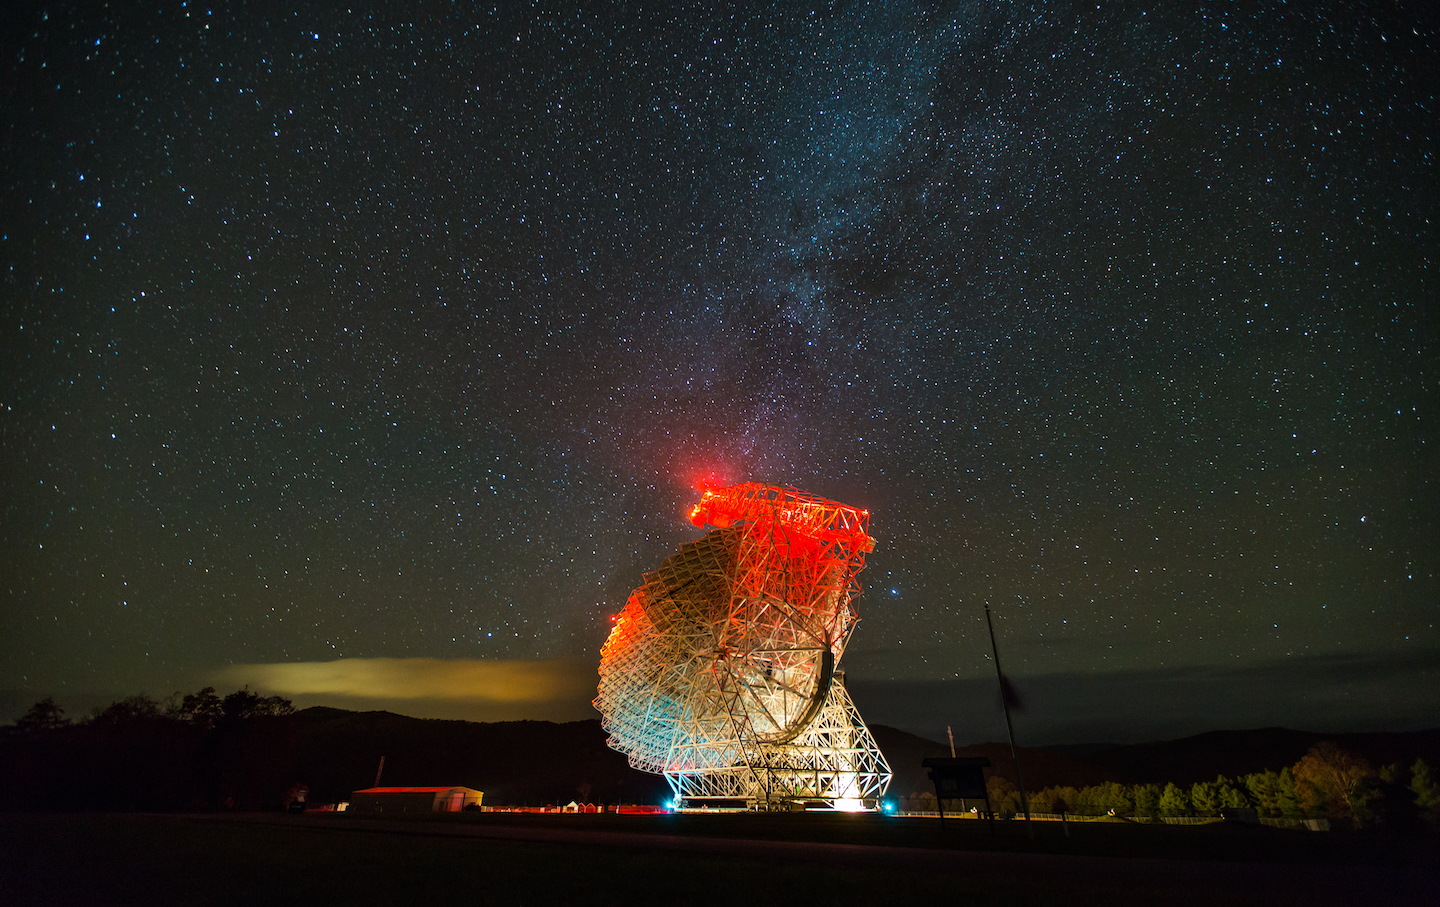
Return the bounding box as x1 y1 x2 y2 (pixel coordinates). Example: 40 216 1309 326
2 689 670 811
904 740 1439 831
10 688 295 734
1 689 298 811
7 694 1438 827
961 741 1439 830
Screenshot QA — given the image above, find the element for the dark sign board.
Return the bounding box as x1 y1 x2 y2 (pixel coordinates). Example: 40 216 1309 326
921 757 990 799
921 756 993 831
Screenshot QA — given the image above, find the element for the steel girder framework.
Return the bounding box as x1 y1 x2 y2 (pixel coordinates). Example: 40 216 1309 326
594 483 892 808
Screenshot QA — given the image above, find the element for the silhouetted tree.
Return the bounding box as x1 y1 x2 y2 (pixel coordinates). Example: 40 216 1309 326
1372 763 1420 829
90 695 164 725
10 697 71 734
221 687 295 721
171 686 224 729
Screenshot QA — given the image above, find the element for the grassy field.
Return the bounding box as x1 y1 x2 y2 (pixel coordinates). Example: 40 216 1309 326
2 811 1435 906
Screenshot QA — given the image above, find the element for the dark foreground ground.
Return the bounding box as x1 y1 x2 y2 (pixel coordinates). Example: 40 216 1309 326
2 811 1436 906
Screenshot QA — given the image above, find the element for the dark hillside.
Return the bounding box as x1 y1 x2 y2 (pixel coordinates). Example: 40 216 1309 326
1083 727 1440 785
870 725 1124 796
290 708 668 806
6 700 1436 812
0 707 670 811
871 725 1440 794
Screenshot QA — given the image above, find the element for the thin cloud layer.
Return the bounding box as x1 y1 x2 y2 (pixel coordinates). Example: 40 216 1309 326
214 657 596 705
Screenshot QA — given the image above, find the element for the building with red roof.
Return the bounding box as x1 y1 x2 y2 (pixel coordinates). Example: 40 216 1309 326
349 786 482 813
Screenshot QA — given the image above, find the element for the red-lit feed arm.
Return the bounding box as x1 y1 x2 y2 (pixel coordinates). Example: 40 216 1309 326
687 482 874 554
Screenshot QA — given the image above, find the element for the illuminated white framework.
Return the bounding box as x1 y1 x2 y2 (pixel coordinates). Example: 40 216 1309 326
595 484 892 809
663 678 891 806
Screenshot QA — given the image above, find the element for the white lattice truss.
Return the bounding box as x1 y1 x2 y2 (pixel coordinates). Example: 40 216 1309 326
594 484 892 808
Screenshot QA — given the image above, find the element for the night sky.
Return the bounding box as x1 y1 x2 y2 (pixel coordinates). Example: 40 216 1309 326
2 1 1435 744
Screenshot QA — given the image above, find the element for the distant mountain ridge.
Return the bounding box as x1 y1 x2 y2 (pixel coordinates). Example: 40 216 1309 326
0 706 667 811
874 724 1440 798
1070 726 1440 786
4 702 1436 810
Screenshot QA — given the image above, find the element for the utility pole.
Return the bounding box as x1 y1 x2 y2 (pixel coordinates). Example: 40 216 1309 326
985 604 1033 839
946 725 956 758
374 755 386 788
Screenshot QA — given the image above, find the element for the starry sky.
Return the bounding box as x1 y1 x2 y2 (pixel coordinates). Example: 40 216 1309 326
2 1 1435 744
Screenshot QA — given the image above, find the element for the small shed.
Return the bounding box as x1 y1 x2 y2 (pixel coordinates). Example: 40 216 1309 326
349 786 483 813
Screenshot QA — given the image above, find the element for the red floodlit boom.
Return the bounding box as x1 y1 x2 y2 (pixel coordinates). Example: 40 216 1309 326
687 482 874 553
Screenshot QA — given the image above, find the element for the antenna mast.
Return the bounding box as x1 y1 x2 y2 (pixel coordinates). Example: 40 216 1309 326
985 605 1032 837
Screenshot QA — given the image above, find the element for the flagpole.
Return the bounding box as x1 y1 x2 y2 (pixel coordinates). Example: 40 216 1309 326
986 604 1033 838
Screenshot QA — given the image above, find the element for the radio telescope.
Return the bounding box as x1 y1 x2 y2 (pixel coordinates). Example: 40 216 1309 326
594 483 891 810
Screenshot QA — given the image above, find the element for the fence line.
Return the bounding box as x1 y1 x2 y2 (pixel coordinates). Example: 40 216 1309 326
891 810 1329 829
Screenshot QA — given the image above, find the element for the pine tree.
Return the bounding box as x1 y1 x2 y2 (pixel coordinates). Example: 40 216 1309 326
1411 759 1440 827
1158 782 1189 817
1190 780 1218 816
1132 783 1161 819
1072 785 1104 816
1094 781 1133 816
1243 770 1282 817
1215 775 1250 810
